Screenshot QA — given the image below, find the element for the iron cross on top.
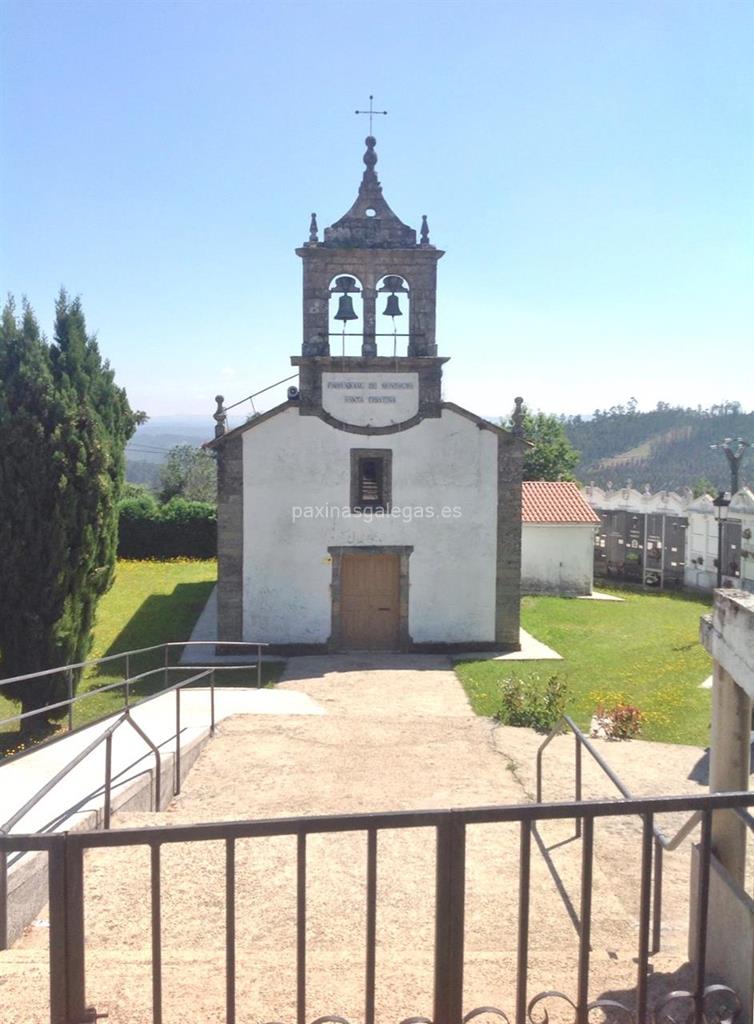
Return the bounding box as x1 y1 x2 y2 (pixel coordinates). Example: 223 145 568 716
355 95 387 134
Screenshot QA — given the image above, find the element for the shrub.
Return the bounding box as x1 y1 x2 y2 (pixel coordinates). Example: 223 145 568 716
493 673 569 732
591 695 643 740
118 496 217 558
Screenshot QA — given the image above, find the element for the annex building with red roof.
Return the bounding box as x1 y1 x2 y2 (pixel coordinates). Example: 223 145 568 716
521 481 600 596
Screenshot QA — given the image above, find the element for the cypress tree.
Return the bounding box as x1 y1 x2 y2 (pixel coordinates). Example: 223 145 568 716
0 292 140 728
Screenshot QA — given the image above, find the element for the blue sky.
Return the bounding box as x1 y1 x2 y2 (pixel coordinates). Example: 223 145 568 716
1 0 752 427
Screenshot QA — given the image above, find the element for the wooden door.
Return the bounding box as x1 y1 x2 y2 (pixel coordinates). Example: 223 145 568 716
340 553 401 651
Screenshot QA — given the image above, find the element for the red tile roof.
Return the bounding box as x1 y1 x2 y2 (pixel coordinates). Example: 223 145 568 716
522 481 601 524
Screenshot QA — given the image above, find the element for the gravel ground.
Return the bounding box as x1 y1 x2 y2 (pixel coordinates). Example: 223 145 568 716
0 655 717 1024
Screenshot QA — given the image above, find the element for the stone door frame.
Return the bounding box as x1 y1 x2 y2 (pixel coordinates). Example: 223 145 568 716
328 545 413 652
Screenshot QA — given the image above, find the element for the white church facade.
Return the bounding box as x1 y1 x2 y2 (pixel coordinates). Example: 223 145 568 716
209 136 526 652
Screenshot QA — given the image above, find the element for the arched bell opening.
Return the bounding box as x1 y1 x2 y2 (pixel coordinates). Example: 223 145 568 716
328 275 364 357
376 275 410 356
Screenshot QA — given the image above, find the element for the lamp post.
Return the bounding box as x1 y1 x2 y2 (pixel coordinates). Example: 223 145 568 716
709 437 751 496
712 491 731 588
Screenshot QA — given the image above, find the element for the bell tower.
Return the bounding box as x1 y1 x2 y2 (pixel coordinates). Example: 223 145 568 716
295 135 444 360
292 135 448 429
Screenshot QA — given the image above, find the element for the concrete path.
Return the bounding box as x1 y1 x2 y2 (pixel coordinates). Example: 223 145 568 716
1 685 324 948
278 652 475 715
0 654 715 1024
450 628 562 662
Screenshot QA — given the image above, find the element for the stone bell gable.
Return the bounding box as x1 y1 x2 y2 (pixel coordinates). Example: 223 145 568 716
296 136 443 359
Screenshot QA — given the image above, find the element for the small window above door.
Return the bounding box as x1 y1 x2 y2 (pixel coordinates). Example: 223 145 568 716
350 449 392 512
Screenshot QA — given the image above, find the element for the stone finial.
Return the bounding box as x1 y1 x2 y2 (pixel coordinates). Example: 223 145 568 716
213 395 227 438
363 135 378 175
320 134 418 248
420 215 430 246
512 396 525 438
308 213 318 244
644 483 651 494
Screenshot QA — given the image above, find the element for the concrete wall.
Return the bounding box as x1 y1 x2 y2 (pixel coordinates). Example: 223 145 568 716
521 523 595 596
685 496 754 593
583 485 754 594
5 730 208 947
690 846 754 1024
685 502 720 591
693 591 754 1023
241 406 499 645
701 590 754 702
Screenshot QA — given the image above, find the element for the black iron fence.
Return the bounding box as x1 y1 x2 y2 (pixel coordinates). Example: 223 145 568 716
2 791 751 1024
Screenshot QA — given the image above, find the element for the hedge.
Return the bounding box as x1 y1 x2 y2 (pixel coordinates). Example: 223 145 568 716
118 495 217 558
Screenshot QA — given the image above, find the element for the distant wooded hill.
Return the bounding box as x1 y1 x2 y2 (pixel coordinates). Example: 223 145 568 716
126 406 754 497
562 402 754 493
125 418 211 490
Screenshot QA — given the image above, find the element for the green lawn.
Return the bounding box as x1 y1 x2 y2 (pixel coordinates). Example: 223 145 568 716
2 566 716 753
455 587 714 746
1 559 283 755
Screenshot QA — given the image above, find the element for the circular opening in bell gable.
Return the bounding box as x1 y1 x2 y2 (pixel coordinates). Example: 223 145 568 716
365 208 376 217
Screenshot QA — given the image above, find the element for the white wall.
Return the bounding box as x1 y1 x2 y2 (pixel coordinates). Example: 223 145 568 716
685 491 754 592
583 485 688 516
241 407 499 644
583 486 754 594
521 523 595 596
685 504 720 591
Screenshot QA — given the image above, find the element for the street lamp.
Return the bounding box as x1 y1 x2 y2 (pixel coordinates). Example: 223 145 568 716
709 438 751 495
713 490 731 588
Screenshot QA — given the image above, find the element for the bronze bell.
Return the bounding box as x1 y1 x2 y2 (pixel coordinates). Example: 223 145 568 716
383 293 402 317
335 294 358 321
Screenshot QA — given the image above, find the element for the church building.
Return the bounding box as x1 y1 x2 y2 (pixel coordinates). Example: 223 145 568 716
209 135 526 652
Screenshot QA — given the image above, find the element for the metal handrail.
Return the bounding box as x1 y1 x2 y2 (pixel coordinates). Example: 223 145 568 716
0 667 214 949
0 661 263 732
0 668 213 834
0 639 268 752
0 639 268 688
1 712 126 836
535 714 716 954
537 715 705 849
7 741 169 860
223 372 299 412
734 805 754 831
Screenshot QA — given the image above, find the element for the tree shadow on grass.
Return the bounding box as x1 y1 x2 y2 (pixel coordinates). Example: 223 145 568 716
86 581 282 699
0 724 53 759
0 582 218 760
91 580 216 675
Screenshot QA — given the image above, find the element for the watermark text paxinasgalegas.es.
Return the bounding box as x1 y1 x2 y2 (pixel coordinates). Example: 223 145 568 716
291 504 462 524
